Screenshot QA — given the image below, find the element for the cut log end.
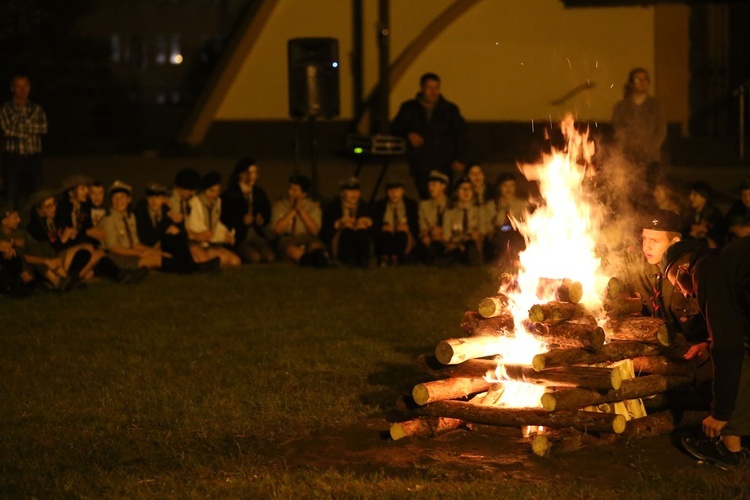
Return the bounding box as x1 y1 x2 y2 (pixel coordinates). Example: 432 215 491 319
612 414 627 434
412 384 431 406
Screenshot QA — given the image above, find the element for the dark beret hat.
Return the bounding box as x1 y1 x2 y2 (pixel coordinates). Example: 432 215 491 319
642 209 682 233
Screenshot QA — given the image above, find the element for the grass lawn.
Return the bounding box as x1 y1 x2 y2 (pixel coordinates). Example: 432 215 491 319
1 265 748 498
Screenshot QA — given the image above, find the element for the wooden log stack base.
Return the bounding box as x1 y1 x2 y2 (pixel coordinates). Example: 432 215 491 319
478 293 511 318
527 321 605 351
531 410 709 456
421 400 627 434
412 377 491 406
540 374 693 411
528 301 587 324
390 417 463 440
460 311 515 336
532 341 663 371
606 317 671 346
436 335 508 365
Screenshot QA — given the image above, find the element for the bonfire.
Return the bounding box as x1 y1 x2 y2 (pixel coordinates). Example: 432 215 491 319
391 117 706 456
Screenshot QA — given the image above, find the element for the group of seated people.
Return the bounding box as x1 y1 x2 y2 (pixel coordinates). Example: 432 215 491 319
651 178 750 248
0 159 529 297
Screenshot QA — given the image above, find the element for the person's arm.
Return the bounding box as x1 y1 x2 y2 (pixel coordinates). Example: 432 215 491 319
185 198 213 242
298 201 320 236
0 104 24 138
272 200 296 234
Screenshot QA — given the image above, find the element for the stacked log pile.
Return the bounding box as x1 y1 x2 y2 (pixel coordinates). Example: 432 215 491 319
391 278 708 456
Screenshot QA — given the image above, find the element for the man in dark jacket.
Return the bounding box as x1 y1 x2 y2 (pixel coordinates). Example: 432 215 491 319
661 238 750 469
392 73 467 199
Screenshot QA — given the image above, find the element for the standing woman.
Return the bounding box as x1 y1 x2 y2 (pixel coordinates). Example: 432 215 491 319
221 158 275 263
187 171 241 267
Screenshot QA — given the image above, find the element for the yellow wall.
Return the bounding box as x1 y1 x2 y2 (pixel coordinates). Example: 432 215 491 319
216 0 661 123
654 4 690 134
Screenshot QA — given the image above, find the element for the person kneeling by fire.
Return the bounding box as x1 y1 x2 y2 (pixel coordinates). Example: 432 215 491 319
661 237 750 470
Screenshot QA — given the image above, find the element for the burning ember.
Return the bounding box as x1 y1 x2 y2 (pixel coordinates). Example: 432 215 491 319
392 117 705 456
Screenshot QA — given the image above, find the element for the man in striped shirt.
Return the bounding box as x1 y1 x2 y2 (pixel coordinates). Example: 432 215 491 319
1 75 48 205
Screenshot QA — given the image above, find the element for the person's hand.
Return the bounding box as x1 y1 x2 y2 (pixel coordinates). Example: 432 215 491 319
255 214 264 226
702 415 727 438
396 222 409 233
160 251 173 259
430 227 443 240
168 210 183 224
0 242 14 259
166 225 180 236
355 217 372 230
87 227 106 242
407 132 424 148
243 214 254 225
225 233 235 246
382 223 394 233
340 215 355 229
451 161 465 173
684 342 710 364
45 257 63 271
62 227 77 241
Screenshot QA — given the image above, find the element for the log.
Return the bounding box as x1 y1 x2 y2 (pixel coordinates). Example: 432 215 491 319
478 293 511 318
631 355 697 378
460 311 515 336
621 410 708 439
541 374 693 411
606 317 671 346
532 341 662 371
389 417 463 440
412 377 491 406
527 321 605 351
420 400 627 434
416 355 499 379
603 297 643 318
471 383 506 406
503 364 621 390
528 301 587 324
531 429 616 457
555 279 584 304
606 277 626 300
436 335 507 365
530 410 707 456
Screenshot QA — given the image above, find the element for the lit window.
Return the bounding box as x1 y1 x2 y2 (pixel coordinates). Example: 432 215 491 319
170 34 183 65
155 34 167 65
111 34 121 63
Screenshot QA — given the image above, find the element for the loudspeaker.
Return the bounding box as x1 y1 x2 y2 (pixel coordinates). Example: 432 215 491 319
288 38 340 119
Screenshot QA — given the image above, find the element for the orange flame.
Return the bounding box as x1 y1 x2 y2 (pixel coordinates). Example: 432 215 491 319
487 115 606 408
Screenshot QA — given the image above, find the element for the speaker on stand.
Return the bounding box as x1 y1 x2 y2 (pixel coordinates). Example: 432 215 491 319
288 37 340 195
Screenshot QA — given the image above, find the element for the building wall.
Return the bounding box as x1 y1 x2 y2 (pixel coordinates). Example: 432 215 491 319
215 0 668 124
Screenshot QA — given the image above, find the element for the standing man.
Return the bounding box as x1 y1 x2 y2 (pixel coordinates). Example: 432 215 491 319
1 75 48 205
612 68 666 184
392 73 466 199
661 238 750 469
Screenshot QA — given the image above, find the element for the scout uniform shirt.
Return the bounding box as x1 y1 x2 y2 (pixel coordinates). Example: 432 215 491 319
271 197 322 236
443 203 489 243
100 211 140 250
186 194 231 244
418 198 448 236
